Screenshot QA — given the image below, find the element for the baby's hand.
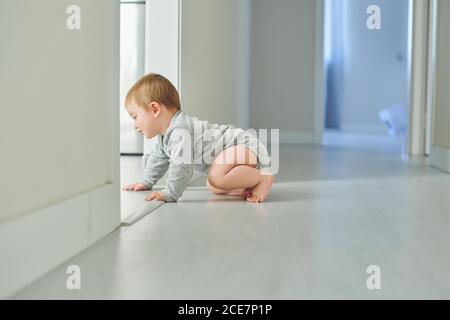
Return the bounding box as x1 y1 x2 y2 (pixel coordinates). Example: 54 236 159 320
122 183 149 192
145 191 166 202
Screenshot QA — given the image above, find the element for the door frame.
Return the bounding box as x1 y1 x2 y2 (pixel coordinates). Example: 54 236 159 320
313 0 325 145
143 0 181 156
425 0 438 156
408 0 431 156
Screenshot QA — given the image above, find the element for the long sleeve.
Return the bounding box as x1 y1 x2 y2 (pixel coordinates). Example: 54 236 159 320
160 162 194 202
140 137 170 189
160 127 194 202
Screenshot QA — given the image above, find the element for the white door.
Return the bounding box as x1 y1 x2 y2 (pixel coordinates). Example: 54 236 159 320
428 0 450 173
0 0 121 298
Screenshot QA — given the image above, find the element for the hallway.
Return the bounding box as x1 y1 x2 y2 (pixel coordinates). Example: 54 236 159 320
14 145 450 299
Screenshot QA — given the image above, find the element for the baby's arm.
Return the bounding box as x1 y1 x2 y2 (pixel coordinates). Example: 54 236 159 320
157 127 194 202
159 162 194 202
136 139 170 190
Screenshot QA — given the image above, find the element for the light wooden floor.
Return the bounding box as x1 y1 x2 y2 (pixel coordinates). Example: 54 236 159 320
14 141 450 299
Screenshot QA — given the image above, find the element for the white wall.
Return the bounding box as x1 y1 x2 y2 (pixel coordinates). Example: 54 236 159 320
145 0 180 90
428 0 450 173
250 0 320 143
144 0 321 147
0 0 115 223
144 0 252 155
180 0 251 129
434 0 450 150
0 0 120 298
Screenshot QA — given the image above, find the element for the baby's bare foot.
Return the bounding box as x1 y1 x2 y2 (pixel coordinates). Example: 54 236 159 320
225 188 245 196
224 188 253 197
246 175 274 203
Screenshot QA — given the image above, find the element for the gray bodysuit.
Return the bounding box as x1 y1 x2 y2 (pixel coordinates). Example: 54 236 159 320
139 110 272 202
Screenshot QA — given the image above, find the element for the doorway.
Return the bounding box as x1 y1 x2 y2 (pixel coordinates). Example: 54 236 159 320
120 0 146 155
323 0 411 154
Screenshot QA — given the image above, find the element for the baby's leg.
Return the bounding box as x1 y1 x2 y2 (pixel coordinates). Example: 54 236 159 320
206 179 249 197
207 145 274 203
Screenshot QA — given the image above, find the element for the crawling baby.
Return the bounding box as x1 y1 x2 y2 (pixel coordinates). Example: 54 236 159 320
122 73 274 203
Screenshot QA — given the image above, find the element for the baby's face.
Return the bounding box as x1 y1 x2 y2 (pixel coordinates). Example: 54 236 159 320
125 101 159 139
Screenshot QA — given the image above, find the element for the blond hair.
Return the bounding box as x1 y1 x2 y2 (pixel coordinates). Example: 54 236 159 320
125 73 180 111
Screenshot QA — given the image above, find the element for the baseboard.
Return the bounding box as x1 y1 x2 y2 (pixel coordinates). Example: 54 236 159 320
279 131 316 145
428 145 450 173
0 184 121 299
338 124 388 134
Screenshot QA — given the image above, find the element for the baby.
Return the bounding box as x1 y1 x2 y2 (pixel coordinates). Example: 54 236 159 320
122 73 274 203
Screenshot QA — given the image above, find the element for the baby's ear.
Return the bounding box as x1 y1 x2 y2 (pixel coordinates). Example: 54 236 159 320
148 102 161 116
